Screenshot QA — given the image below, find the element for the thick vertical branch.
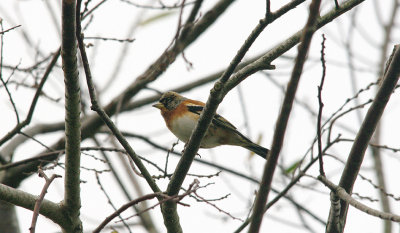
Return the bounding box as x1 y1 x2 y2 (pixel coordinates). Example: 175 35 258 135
61 0 82 232
326 45 400 233
247 0 322 232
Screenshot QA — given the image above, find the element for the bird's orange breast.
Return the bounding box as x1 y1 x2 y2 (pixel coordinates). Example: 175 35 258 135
161 103 189 129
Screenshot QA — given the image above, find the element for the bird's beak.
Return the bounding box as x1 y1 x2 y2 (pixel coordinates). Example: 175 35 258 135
152 103 163 109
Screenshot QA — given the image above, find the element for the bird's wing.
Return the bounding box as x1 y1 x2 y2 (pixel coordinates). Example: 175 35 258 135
186 105 237 131
187 104 254 144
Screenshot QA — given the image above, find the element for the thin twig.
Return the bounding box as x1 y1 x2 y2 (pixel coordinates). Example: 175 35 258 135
95 172 132 233
165 140 179 177
84 36 135 43
120 0 195 9
317 34 327 176
193 190 243 221
0 24 21 35
0 21 20 124
94 180 200 233
29 168 61 233
0 48 61 147
82 0 108 18
94 192 164 233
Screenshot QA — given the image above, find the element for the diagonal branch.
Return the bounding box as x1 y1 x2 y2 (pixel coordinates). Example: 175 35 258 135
93 192 164 233
326 45 400 233
248 0 322 232
234 0 366 81
75 0 161 194
165 0 305 203
161 1 310 232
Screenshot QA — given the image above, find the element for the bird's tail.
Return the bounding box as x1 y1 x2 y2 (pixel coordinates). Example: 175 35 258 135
244 143 269 159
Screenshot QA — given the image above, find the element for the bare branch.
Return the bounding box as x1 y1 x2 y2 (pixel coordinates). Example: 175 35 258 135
94 172 132 233
29 169 61 233
327 44 400 233
61 0 82 232
94 180 201 233
75 0 161 194
0 183 65 227
91 137 157 233
0 21 20 125
233 135 342 233
0 24 21 35
317 34 327 176
248 0 322 232
319 175 400 222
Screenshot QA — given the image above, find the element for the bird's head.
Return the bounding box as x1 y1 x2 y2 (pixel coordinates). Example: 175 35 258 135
152 91 186 111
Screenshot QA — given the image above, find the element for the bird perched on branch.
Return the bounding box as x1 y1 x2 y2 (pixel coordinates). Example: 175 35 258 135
152 91 269 159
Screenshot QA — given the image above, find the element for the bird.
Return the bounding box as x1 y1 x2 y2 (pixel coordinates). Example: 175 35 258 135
152 91 269 159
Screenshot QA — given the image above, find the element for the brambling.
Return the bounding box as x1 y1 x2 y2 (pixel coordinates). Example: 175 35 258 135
152 91 269 159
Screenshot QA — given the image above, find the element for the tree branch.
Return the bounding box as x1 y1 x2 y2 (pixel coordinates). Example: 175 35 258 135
0 184 66 228
75 0 161 194
60 0 82 232
317 34 327 176
29 170 61 233
319 175 400 222
248 0 322 232
326 44 400 233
